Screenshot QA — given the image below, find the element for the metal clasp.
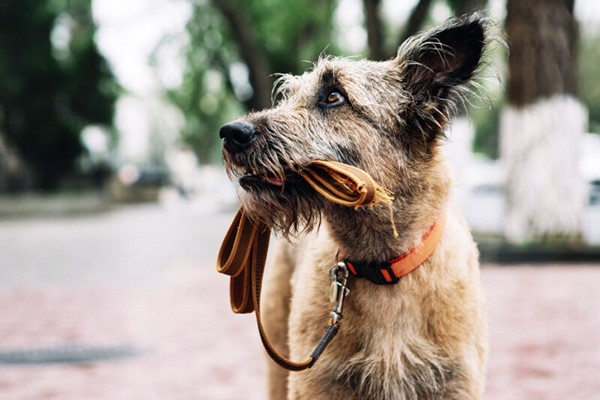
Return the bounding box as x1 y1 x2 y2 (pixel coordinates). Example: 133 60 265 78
329 261 350 325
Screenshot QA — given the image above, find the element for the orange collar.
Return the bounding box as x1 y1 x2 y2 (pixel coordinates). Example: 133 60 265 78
342 214 446 285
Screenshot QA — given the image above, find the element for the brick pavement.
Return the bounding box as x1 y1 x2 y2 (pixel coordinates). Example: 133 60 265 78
0 268 266 400
2 265 600 400
482 265 600 400
0 208 599 399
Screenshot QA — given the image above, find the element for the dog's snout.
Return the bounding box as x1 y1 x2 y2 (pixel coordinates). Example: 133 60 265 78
219 121 257 153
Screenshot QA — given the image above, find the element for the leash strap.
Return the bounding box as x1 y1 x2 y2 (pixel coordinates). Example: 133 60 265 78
216 160 395 371
217 208 314 370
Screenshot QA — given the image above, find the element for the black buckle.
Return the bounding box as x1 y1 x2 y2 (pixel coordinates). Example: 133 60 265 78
344 259 400 285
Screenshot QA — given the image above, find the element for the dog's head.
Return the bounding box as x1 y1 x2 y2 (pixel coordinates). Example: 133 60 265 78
220 14 492 235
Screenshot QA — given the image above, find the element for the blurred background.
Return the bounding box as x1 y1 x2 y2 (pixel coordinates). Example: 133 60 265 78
0 0 599 399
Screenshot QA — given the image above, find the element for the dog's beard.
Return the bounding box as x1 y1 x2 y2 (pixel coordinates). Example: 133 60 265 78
222 144 328 236
237 177 325 236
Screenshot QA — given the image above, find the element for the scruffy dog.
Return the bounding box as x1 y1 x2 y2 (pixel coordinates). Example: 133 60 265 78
219 14 491 400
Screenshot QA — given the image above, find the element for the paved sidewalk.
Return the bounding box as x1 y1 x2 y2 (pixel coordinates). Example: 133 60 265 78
0 277 264 400
482 265 600 400
0 206 599 399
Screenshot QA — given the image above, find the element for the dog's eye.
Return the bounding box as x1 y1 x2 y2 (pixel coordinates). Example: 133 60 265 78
324 91 345 107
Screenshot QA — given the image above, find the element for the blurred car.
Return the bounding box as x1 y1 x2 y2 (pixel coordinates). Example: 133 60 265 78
111 164 171 203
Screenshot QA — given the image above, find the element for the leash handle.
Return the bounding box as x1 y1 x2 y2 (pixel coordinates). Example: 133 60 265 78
218 209 341 371
216 209 265 313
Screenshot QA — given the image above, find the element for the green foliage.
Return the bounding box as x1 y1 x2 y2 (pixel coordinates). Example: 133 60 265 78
165 3 240 164
580 34 600 134
0 0 118 190
244 0 339 74
168 0 338 163
171 0 598 165
472 97 503 159
445 0 488 16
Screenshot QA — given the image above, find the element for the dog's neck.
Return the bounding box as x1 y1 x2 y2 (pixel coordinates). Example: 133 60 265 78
325 205 444 263
325 164 451 263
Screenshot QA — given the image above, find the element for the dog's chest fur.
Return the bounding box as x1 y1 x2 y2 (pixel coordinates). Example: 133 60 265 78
277 208 485 400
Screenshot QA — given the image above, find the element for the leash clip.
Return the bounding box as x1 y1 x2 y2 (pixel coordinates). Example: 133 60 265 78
329 261 350 325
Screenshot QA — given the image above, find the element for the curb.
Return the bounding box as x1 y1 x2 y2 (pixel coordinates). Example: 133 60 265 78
477 238 600 264
0 194 111 219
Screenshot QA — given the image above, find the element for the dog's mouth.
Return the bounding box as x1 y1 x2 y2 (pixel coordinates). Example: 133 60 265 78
238 167 302 190
241 171 285 187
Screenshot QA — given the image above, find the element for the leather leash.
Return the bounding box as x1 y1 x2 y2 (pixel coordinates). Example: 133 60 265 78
299 160 393 209
217 160 395 371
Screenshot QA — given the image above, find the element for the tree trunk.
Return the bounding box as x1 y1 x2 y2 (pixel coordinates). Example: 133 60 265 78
447 0 487 16
501 0 586 243
362 0 384 60
397 0 434 51
211 0 273 111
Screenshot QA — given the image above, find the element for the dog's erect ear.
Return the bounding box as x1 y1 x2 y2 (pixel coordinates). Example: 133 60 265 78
396 14 487 104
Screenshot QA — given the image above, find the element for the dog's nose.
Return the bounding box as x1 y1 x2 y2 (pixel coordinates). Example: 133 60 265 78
219 121 257 153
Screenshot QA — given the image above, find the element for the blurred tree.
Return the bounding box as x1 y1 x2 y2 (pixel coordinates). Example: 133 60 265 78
501 0 585 243
213 0 339 110
169 0 338 163
472 98 502 158
0 0 118 191
362 0 386 60
163 4 237 163
446 0 487 16
580 34 600 134
172 0 496 162
363 0 488 60
362 0 435 60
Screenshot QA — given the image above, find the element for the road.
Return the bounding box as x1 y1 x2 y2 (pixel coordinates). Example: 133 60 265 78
0 204 599 399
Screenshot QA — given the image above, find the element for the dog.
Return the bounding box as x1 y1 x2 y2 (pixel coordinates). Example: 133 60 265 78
219 13 492 400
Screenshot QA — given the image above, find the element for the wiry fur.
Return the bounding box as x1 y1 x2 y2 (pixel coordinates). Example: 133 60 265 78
221 13 493 400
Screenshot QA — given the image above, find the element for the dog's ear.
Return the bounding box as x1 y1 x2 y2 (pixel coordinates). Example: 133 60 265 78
396 14 487 107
